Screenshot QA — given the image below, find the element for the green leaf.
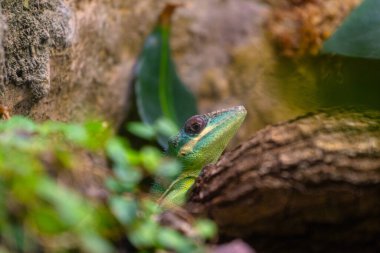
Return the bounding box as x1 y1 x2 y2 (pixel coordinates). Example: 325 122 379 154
106 138 129 169
82 121 111 149
62 124 89 145
37 179 91 227
157 228 194 253
129 219 159 248
140 146 162 173
155 117 179 138
134 4 198 147
194 219 217 240
114 166 142 191
0 116 36 132
105 178 125 193
155 158 182 179
81 232 114 253
30 208 67 234
323 0 380 59
110 196 137 225
127 122 156 140
141 199 161 216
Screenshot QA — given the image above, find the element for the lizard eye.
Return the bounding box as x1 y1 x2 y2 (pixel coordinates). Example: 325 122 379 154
184 115 206 135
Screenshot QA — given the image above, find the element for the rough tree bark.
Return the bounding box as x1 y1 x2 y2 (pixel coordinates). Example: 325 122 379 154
186 110 380 253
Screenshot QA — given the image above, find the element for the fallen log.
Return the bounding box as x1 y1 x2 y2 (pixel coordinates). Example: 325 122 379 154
187 109 380 252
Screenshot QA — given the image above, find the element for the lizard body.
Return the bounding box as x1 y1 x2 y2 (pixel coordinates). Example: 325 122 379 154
159 105 247 205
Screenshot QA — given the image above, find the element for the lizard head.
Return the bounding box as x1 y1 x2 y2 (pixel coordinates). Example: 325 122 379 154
167 105 247 170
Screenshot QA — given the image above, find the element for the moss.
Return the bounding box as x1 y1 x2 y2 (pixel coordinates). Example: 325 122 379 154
1 0 72 100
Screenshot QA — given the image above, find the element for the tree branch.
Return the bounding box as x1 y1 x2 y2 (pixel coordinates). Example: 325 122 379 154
187 110 380 252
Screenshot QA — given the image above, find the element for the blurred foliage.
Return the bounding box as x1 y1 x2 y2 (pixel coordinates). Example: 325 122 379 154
276 55 380 112
133 4 198 148
323 0 380 59
315 56 380 109
0 117 113 253
277 0 380 114
319 0 380 110
0 116 215 252
127 118 178 143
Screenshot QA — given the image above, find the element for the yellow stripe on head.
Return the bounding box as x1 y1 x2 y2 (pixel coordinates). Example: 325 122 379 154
178 125 217 156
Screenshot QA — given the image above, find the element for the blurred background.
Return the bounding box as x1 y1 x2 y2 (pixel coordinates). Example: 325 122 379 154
5 0 379 143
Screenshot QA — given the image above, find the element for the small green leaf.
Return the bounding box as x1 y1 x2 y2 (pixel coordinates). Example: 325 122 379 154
110 196 137 225
129 219 159 248
155 117 179 138
30 208 66 234
82 121 111 149
62 124 88 145
105 178 125 193
155 158 182 178
194 219 217 240
157 228 194 253
134 4 197 147
114 165 142 191
323 0 380 59
127 122 156 140
106 138 142 189
141 199 161 215
106 138 129 168
0 116 36 132
140 146 162 173
81 232 114 253
37 179 91 226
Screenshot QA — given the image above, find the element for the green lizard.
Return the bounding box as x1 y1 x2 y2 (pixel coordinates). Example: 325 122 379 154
158 105 247 206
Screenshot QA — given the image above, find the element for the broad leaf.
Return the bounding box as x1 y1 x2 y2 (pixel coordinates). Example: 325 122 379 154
134 4 198 147
323 0 380 59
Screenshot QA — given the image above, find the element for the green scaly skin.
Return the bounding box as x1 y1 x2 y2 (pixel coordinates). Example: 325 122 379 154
159 105 247 206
